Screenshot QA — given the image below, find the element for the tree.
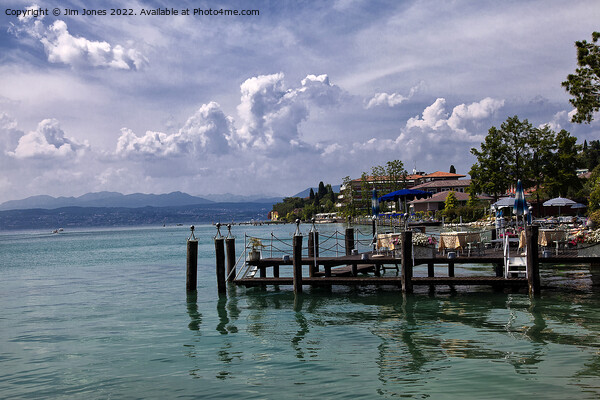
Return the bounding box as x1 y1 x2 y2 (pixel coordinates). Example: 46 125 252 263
579 139 600 171
317 181 327 198
562 32 600 124
449 165 456 174
360 172 371 212
588 165 600 212
500 116 533 184
444 190 458 211
470 126 511 200
309 188 315 201
466 186 479 208
371 164 387 194
340 176 357 217
527 125 556 214
386 160 407 192
543 130 582 198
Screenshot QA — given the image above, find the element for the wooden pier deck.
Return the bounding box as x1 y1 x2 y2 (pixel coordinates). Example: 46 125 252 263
199 225 600 296
234 251 596 291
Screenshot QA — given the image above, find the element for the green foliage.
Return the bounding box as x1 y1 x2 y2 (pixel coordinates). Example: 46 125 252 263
589 210 600 225
470 126 511 199
443 205 486 223
466 186 479 208
273 181 339 221
444 191 458 211
588 165 600 212
339 176 357 217
562 32 600 124
471 116 583 201
542 129 582 198
579 140 600 171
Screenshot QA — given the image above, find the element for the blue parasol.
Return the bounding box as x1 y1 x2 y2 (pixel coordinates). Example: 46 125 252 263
371 188 380 216
378 188 432 202
513 180 527 216
513 179 528 228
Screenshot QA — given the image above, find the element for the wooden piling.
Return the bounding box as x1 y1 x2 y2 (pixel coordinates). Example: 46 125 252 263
344 227 358 276
494 263 503 277
308 231 319 277
401 231 413 293
225 237 236 283
215 237 226 294
186 239 198 291
293 234 303 294
448 261 455 277
526 225 540 296
345 227 355 255
427 262 434 277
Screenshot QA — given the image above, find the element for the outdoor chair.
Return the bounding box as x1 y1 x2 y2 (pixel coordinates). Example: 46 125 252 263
467 241 482 257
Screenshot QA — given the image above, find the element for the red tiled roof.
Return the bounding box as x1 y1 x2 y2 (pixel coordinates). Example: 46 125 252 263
423 171 466 178
412 179 471 189
410 191 492 203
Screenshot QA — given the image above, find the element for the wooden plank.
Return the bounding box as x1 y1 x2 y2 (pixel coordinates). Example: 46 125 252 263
235 275 528 287
313 264 376 277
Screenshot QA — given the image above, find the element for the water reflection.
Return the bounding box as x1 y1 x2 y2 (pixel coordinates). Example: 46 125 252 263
186 291 202 332
291 295 309 359
207 286 600 395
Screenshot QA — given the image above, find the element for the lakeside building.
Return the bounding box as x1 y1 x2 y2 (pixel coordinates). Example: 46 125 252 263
411 178 471 194
337 171 471 213
410 190 493 212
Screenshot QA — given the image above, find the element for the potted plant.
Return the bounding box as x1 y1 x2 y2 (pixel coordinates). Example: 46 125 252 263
247 237 264 261
412 232 436 258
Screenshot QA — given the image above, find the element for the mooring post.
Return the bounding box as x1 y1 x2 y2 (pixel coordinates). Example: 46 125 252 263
308 219 319 277
448 261 455 277
186 225 198 292
293 220 303 294
225 225 236 283
526 225 540 296
345 227 355 255
401 230 413 294
494 263 503 277
427 262 434 277
215 223 226 294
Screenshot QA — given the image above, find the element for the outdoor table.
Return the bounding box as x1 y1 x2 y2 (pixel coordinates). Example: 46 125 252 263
518 229 567 249
376 233 401 251
438 232 481 252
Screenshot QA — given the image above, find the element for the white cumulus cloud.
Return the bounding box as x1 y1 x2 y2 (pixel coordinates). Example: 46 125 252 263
365 83 421 108
116 102 234 158
9 13 147 70
235 73 342 154
406 97 504 137
8 118 89 159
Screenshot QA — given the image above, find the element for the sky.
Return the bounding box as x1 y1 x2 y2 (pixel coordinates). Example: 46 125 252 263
0 0 599 203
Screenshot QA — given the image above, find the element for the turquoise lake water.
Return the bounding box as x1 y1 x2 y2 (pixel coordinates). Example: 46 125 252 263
1 223 599 399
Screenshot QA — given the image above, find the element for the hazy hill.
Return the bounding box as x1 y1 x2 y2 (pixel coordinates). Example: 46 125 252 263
0 202 275 230
0 191 213 211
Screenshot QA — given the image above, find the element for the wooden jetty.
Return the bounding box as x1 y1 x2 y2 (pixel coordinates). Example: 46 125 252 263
190 224 600 296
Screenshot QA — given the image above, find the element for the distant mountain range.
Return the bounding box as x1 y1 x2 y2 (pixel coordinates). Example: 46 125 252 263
0 203 274 230
0 187 339 229
0 191 283 211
